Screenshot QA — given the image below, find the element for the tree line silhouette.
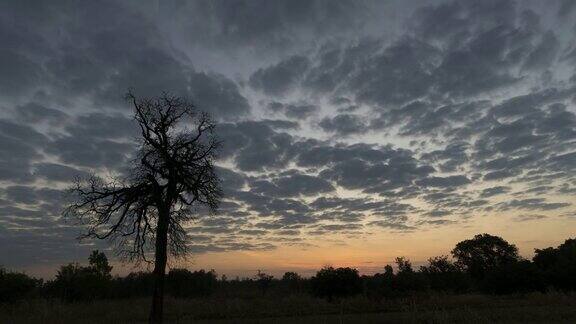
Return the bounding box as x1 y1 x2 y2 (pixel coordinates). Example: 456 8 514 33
2 234 575 304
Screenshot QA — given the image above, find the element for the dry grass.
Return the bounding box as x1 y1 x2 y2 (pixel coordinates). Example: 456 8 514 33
1 292 575 323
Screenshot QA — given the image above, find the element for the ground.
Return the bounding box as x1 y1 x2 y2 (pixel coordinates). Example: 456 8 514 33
1 293 575 323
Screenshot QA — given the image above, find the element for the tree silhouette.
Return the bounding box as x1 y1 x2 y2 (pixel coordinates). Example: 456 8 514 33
533 238 576 290
64 92 222 323
89 250 113 279
451 233 520 279
395 257 413 273
311 266 362 301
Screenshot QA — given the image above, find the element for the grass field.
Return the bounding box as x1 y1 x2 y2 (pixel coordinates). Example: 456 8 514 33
1 292 575 323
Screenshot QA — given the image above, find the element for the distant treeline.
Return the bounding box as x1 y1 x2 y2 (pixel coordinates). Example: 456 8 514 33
1 234 575 303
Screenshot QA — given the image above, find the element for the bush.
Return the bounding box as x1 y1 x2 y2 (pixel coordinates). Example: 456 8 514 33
110 271 154 299
45 250 114 302
533 238 576 291
420 256 471 293
481 260 545 294
282 271 303 293
311 267 362 301
46 262 112 302
167 269 217 298
254 270 274 294
0 267 41 303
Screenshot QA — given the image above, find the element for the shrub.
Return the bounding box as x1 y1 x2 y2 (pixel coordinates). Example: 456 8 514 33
45 250 113 301
533 238 576 291
254 270 274 294
420 256 471 293
0 267 41 303
311 266 362 301
166 269 217 298
481 260 545 294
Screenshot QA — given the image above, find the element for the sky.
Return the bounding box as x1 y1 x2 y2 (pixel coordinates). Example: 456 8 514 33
1 0 576 279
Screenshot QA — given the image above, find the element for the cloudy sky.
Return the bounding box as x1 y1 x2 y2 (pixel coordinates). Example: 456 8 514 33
1 0 576 278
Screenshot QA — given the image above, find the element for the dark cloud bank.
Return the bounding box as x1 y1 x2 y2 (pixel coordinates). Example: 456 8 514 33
0 0 575 269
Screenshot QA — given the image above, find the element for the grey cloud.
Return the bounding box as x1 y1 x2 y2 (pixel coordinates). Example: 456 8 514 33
219 120 297 171
421 142 470 172
188 242 275 254
311 223 363 234
215 167 247 194
418 219 457 226
250 171 334 197
368 220 416 232
547 151 576 172
168 0 370 51
417 175 471 188
425 210 452 217
188 71 251 118
46 136 133 169
0 119 48 145
480 186 511 198
267 102 318 119
250 55 310 96
557 0 576 18
32 163 90 183
2 0 576 268
522 31 560 71
65 113 138 139
498 198 570 211
319 114 366 135
484 169 519 181
0 120 48 183
0 50 43 97
514 214 547 222
0 0 250 120
409 0 516 44
14 102 69 125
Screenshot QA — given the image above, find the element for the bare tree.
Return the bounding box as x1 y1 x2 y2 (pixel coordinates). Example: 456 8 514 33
64 91 222 323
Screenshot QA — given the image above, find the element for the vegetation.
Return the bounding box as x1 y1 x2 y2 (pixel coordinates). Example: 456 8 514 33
1 234 576 322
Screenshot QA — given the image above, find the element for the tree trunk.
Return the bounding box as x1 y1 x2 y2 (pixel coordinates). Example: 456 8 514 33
149 208 169 324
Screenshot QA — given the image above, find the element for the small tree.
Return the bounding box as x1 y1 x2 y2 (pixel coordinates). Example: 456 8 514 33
420 256 470 292
255 270 274 294
282 271 302 293
383 264 394 278
395 257 413 273
47 250 114 302
64 92 222 323
89 250 113 279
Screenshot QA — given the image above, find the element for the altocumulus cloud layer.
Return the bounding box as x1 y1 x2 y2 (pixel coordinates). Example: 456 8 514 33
1 0 576 269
